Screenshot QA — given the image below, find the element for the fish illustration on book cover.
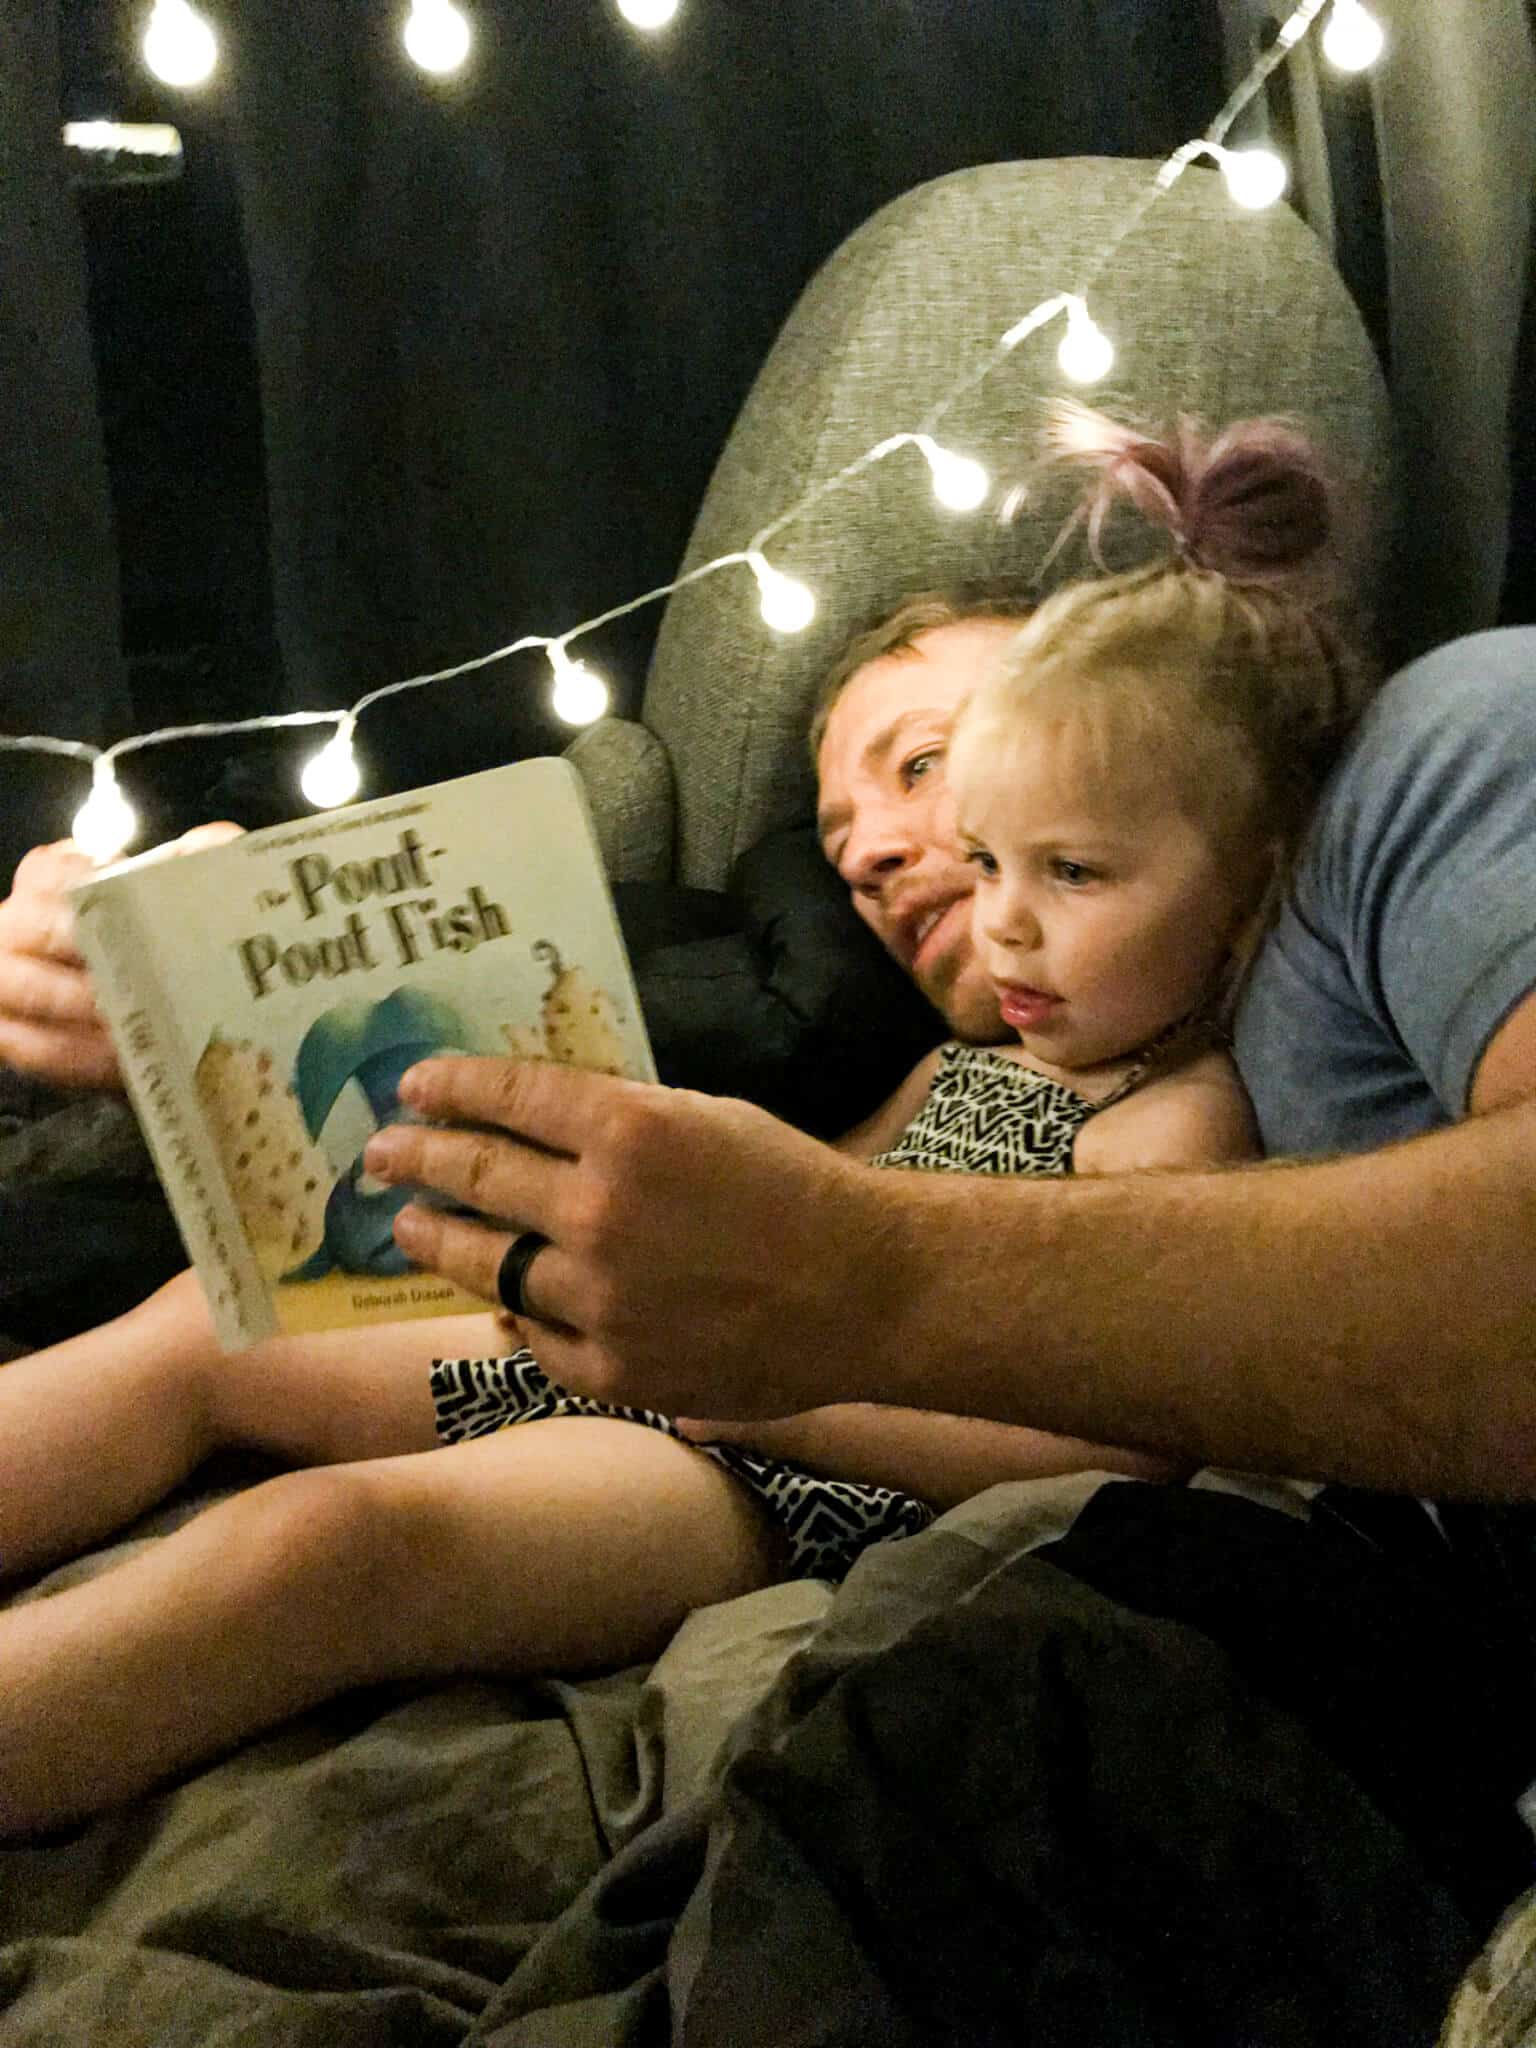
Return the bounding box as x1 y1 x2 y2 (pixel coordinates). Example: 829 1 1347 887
197 964 632 1292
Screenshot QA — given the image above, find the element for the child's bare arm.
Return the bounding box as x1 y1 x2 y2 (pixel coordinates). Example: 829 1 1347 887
1071 1047 1259 1176
680 1404 1178 1509
830 1046 944 1159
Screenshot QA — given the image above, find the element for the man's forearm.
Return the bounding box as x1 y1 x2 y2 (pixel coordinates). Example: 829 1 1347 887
361 1058 1536 1502
867 1097 1536 1500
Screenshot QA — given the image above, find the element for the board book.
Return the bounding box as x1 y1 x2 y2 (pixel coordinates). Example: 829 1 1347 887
70 756 654 1349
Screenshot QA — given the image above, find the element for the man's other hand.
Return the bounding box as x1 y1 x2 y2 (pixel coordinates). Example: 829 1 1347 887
0 824 243 1091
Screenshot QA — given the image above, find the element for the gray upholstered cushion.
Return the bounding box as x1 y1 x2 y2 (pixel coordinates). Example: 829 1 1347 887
565 715 675 882
639 156 1394 888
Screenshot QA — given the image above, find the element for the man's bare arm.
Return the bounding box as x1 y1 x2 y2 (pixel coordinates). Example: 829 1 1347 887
365 1017 1536 1502
855 1101 1536 1499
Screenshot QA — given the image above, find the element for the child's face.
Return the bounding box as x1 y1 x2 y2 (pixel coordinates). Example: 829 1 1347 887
955 729 1253 1073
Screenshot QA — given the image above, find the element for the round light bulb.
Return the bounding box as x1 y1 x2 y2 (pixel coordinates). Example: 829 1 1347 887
617 0 680 27
923 441 990 514
749 555 816 635
550 652 610 725
403 0 472 75
1322 0 1384 72
301 732 362 809
1222 146 1289 211
1056 304 1115 386
142 0 218 88
72 772 139 864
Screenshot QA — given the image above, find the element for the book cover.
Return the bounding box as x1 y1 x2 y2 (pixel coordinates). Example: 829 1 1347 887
70 756 654 1349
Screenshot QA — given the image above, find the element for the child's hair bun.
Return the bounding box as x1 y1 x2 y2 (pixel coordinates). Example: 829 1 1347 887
1047 400 1336 585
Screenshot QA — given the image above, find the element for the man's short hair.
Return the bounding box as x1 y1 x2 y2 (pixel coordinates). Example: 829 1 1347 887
808 587 1035 763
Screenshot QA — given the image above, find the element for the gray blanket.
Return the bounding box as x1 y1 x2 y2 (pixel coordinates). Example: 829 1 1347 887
0 1465 830 2045
1 1474 1528 2045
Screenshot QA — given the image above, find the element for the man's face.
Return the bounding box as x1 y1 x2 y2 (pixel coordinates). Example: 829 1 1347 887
816 619 1020 1041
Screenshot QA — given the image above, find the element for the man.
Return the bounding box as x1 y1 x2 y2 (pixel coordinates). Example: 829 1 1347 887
5 602 1535 1491
367 605 1536 2040
5 604 1535 2034
359 620 1536 1497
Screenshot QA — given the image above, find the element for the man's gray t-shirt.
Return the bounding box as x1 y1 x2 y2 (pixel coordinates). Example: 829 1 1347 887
1236 627 1536 1157
1234 627 1536 1718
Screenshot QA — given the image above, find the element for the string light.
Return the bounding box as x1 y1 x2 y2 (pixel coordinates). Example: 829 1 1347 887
9 0 1382 822
141 0 218 88
300 721 363 808
1056 297 1115 385
747 552 817 634
1219 145 1289 210
913 435 991 512
617 0 680 27
71 763 140 865
403 0 473 76
1157 138 1289 212
1323 0 1384 72
549 645 611 725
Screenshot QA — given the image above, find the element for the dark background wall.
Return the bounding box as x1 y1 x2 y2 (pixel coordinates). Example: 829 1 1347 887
0 0 1228 884
1 0 1532 892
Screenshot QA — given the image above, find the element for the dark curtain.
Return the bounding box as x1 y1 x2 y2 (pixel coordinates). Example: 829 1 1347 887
224 0 1229 791
1505 183 1536 627
1520 0 1536 625
2 0 1227 886
0 0 132 887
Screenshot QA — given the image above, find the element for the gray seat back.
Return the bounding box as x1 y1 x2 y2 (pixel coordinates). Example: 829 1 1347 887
573 156 1393 889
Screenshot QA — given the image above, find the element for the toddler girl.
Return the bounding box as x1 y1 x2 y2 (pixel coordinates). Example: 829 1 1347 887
0 405 1366 1834
850 401 1368 1192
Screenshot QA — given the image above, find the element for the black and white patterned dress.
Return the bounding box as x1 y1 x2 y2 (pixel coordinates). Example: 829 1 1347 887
430 1044 1139 1582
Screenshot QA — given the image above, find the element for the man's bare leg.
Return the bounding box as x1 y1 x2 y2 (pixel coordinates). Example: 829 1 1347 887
0 1415 780 1835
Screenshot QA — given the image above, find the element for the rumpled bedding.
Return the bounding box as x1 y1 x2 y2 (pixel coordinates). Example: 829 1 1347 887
4 1471 1532 2046
0 1462 831 2045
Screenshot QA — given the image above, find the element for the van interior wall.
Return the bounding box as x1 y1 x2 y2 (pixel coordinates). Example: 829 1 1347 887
1363 0 1535 655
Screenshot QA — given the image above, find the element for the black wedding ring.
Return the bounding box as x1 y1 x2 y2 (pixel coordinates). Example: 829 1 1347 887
496 1230 551 1319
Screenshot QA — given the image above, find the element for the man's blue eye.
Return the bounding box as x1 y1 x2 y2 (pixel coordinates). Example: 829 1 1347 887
903 751 940 785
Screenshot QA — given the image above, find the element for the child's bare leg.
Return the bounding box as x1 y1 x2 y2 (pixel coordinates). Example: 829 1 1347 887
0 1266 501 1578
0 1270 224 1575
0 1415 780 1835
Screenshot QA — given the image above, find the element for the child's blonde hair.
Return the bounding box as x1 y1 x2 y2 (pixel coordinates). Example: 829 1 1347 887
950 402 1374 882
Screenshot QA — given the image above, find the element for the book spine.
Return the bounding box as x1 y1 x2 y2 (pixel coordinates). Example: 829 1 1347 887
72 884 275 1349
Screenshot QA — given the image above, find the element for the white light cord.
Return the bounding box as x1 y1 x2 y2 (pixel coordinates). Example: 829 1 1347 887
0 734 101 764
